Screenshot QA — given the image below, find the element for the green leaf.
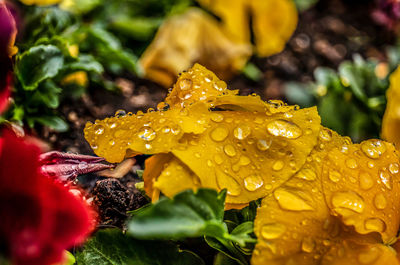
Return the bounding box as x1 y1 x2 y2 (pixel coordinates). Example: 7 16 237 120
338 62 367 101
16 45 64 91
285 82 315 107
63 54 104 74
293 0 318 11
32 115 68 132
128 189 227 240
242 63 262 82
75 229 205 265
32 80 62 109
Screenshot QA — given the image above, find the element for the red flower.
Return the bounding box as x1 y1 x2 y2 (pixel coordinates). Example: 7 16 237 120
0 129 96 265
0 1 17 114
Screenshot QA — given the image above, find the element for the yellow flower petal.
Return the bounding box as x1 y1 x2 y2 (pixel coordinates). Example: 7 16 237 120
321 139 400 243
154 156 201 198
172 107 321 204
321 241 399 265
382 66 400 148
252 128 347 264
139 8 251 87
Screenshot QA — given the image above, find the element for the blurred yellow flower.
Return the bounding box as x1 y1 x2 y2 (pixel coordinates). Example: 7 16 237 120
140 0 298 87
61 71 88 87
197 0 298 57
85 64 400 264
139 8 251 87
382 66 400 148
19 0 62 6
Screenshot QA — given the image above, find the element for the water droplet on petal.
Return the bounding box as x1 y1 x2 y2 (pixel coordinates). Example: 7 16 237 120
244 175 263 191
389 163 399 174
109 140 115 146
233 124 251 140
224 144 237 157
257 139 272 151
94 125 105 135
359 172 373 190
364 218 386 233
210 127 229 142
379 170 393 190
216 170 241 196
331 191 364 214
272 160 284 171
138 127 156 141
301 238 315 253
345 158 358 169
179 78 192 90
261 223 286 239
239 156 251 166
157 102 170 111
319 128 332 141
361 140 387 159
115 109 126 117
274 188 314 211
374 193 387 210
267 120 302 139
329 170 341 183
210 113 224 122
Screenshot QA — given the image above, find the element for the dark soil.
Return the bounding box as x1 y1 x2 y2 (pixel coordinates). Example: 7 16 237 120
39 0 396 226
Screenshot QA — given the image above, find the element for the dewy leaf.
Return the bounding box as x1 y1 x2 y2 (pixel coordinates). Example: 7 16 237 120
16 45 64 91
128 189 227 240
75 229 205 265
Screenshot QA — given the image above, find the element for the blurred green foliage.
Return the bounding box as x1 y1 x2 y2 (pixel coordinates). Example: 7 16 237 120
3 0 192 131
285 46 400 142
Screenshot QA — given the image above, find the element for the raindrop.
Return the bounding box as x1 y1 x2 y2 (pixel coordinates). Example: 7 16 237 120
267 120 302 139
210 113 224 123
329 170 341 183
345 158 358 169
94 125 105 135
379 170 393 190
319 128 332 141
257 139 272 151
301 238 315 253
214 154 223 165
179 78 192 91
272 160 284 171
244 175 264 191
138 127 156 141
115 109 126 117
357 247 380 264
157 102 170 111
389 163 399 174
210 126 229 142
261 223 286 239
361 140 387 159
331 191 364 214
233 124 251 140
224 144 237 157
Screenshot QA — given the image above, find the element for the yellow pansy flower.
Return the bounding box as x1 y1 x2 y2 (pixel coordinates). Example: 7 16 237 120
139 8 251 87
85 64 400 264
197 0 298 57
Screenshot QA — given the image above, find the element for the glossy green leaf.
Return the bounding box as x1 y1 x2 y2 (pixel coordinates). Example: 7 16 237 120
32 115 68 132
75 229 205 265
16 45 64 91
128 189 227 240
